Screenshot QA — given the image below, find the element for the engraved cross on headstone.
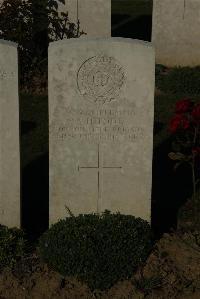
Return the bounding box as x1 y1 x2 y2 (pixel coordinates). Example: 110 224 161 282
78 144 122 213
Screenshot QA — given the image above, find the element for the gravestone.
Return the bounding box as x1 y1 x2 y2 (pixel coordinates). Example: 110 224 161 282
0 40 20 228
58 0 111 37
49 38 155 225
152 0 200 66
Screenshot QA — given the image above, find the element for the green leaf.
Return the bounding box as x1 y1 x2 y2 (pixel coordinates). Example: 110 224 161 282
65 205 75 217
168 152 187 161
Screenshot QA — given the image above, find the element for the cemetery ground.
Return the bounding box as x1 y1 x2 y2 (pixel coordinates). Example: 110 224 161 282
0 67 198 299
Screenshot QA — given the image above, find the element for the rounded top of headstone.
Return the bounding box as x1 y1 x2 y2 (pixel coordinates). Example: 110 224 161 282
0 39 18 48
49 37 154 50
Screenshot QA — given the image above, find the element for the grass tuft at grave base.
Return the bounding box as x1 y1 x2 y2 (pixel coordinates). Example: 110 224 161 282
0 225 26 271
38 210 153 291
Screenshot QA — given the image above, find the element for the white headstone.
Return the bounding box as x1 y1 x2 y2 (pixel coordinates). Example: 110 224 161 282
152 0 200 66
0 40 20 228
49 38 155 225
58 0 111 37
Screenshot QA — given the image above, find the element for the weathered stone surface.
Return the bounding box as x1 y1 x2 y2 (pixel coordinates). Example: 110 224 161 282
49 38 155 224
58 0 111 37
0 40 20 228
152 0 200 66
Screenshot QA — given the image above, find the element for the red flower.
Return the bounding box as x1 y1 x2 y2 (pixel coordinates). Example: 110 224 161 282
169 114 190 133
192 103 200 123
192 147 200 156
175 98 193 114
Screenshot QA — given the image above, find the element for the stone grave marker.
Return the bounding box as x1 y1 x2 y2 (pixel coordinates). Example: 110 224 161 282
49 38 155 225
152 0 200 66
0 40 20 228
58 0 111 37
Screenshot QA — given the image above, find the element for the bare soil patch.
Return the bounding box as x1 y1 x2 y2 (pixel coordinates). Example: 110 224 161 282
0 231 199 299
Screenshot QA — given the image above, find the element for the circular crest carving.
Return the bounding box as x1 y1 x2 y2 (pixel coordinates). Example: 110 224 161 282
77 56 125 105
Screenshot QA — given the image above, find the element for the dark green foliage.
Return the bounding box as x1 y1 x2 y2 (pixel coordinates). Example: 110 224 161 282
38 210 153 291
0 0 82 92
156 66 200 96
0 225 26 271
0 0 33 87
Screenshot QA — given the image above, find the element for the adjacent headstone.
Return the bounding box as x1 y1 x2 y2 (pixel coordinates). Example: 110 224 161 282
152 0 200 66
0 40 20 228
49 38 155 225
58 0 111 37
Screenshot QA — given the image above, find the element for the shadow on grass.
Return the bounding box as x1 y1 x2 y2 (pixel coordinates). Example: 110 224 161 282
21 153 49 241
112 15 152 41
151 137 193 237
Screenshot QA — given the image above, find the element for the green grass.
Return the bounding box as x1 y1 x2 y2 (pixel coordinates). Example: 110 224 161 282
156 67 200 96
112 0 153 16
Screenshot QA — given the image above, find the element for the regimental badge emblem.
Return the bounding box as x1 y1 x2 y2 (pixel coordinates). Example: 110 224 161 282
77 56 125 105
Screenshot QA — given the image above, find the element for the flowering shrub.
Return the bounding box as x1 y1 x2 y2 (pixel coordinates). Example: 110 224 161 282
0 225 26 270
170 113 190 133
168 98 200 218
175 98 193 113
